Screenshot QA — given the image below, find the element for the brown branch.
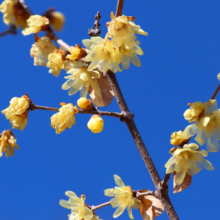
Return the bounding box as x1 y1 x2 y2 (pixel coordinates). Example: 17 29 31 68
136 190 156 198
0 25 17 38
88 11 101 37
105 69 179 220
90 201 111 211
211 84 220 100
115 0 124 17
28 102 124 119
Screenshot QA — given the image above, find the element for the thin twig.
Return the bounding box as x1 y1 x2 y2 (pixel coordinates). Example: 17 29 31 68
211 84 220 100
28 102 125 119
0 26 17 38
136 191 156 198
88 11 101 37
90 201 111 211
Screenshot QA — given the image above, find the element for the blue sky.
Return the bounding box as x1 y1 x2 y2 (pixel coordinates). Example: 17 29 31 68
1 0 220 219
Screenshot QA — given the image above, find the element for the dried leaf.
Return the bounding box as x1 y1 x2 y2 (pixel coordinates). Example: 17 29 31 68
173 172 192 194
88 77 114 107
139 189 164 220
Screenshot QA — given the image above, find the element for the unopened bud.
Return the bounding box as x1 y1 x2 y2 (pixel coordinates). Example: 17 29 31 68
77 98 93 110
87 115 104 133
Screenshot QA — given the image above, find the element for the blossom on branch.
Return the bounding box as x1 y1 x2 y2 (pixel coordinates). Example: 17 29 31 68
62 65 101 97
30 36 56 66
1 96 29 131
87 115 104 133
170 131 186 146
66 45 86 61
0 0 16 26
181 100 220 152
106 12 148 49
0 129 19 157
165 143 214 185
183 102 204 123
46 50 65 77
104 175 141 219
51 103 78 134
22 15 49 35
59 191 100 220
83 36 121 73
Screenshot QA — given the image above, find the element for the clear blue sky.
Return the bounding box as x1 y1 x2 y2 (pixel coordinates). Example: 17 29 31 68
1 0 220 219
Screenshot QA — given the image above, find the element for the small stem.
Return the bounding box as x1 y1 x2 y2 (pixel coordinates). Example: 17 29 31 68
90 201 111 211
0 26 17 38
115 0 125 17
29 102 125 119
211 84 220 100
136 191 156 198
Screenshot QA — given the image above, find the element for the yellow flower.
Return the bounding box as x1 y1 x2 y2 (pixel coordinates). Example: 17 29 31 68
217 73 220 81
50 11 65 31
170 131 186 146
83 36 121 73
67 45 86 61
2 96 29 131
59 191 100 220
183 102 204 123
87 115 104 133
47 51 64 77
0 0 15 26
165 143 214 185
22 15 49 36
106 12 148 49
119 41 143 69
30 36 56 66
104 175 141 219
77 98 93 110
182 100 220 152
62 65 101 97
51 104 78 134
0 129 19 157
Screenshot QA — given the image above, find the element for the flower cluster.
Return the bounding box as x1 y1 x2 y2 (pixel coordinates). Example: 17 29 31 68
60 191 100 220
51 103 78 134
182 100 220 152
0 129 19 157
165 143 214 185
2 96 29 131
104 175 141 219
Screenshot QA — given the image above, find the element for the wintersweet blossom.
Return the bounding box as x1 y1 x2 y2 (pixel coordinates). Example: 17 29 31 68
0 130 19 157
181 100 220 152
104 175 141 219
66 45 86 61
217 73 220 81
62 66 101 97
119 41 143 69
170 131 186 146
30 36 56 66
165 143 214 185
183 102 204 123
0 0 16 26
87 115 104 133
77 98 93 110
106 12 148 49
50 11 65 31
51 104 78 134
1 96 29 131
22 15 49 35
46 50 64 77
83 36 121 73
59 191 100 220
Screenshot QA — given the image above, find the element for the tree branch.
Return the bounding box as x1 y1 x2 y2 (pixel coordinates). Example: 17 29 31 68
211 84 220 100
28 102 125 119
90 201 111 211
0 25 17 38
115 0 124 17
105 70 179 220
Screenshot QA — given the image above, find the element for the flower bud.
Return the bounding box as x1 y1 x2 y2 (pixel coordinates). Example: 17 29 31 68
77 98 93 110
87 115 104 133
170 131 185 146
50 12 65 31
183 101 204 122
